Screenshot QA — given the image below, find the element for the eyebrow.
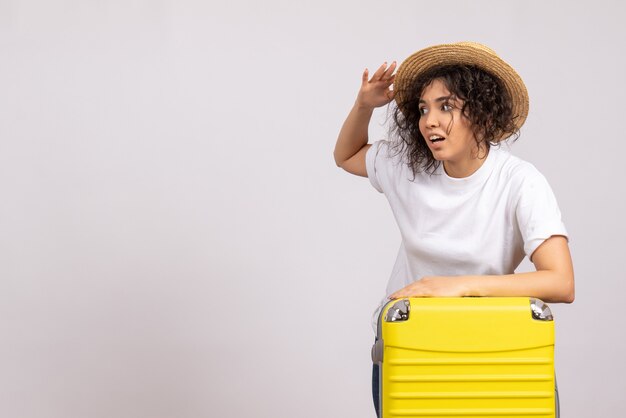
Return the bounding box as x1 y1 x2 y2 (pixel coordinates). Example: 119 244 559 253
419 95 454 104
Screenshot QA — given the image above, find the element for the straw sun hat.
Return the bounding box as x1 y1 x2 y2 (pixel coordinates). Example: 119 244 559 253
394 42 529 136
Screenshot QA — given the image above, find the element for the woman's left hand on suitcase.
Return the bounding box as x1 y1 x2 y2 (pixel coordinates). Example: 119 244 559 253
389 276 468 299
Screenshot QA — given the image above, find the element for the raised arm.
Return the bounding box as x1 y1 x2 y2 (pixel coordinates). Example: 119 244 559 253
334 61 396 177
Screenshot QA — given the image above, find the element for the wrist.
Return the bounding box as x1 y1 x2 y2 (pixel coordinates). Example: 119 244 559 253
353 99 375 112
462 276 486 297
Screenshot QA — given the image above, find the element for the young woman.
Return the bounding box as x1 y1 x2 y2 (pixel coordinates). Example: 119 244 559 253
333 42 574 414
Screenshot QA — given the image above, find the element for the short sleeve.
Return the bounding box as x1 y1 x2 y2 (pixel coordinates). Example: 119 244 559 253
515 167 569 258
366 140 390 193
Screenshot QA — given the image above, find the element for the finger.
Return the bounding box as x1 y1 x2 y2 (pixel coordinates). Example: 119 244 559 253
381 61 397 80
382 75 395 90
370 62 389 81
361 68 369 85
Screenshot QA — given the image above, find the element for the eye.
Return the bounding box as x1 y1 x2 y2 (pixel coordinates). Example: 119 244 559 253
442 102 453 111
419 107 428 115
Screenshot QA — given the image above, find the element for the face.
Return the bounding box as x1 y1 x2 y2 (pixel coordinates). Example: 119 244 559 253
418 79 485 175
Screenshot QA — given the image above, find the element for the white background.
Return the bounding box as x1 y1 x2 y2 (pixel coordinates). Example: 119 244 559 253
1 1 624 417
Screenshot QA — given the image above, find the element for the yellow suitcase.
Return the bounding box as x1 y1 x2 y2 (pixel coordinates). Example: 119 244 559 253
372 297 559 418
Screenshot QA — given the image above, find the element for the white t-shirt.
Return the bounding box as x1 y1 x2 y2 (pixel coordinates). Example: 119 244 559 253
366 141 568 329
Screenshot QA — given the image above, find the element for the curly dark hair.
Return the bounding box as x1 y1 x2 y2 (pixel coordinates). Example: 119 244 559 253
388 64 520 175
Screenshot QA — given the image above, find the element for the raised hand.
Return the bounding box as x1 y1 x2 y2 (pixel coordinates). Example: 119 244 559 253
355 61 397 110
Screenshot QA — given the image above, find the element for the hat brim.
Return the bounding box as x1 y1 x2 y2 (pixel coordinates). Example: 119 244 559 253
394 42 529 140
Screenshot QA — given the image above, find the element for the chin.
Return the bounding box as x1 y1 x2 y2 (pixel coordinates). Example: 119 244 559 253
430 152 448 162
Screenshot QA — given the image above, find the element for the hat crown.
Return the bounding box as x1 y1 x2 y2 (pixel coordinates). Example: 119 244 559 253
454 41 498 56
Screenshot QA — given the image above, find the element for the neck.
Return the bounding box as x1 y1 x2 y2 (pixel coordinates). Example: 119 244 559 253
443 145 490 178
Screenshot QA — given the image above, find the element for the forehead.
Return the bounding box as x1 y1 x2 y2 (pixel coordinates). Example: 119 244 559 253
420 79 451 101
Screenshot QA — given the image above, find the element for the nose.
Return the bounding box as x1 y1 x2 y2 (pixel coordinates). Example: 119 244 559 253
424 110 439 128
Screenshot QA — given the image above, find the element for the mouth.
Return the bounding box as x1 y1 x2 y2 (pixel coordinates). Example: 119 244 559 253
429 134 445 143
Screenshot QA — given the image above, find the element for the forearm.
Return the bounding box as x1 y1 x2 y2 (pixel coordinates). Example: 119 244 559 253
333 102 374 166
460 270 575 303
391 237 575 303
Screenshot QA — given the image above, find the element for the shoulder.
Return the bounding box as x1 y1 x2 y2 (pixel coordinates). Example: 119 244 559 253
487 147 561 212
366 140 398 162
366 140 428 193
491 146 547 189
366 140 407 176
